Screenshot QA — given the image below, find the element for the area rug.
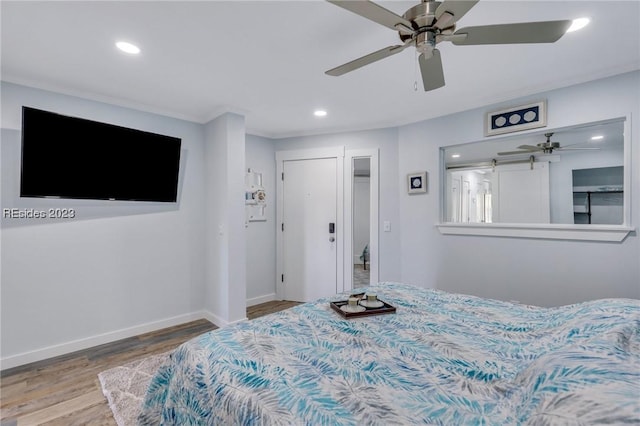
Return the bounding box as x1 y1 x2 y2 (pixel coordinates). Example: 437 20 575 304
98 352 170 426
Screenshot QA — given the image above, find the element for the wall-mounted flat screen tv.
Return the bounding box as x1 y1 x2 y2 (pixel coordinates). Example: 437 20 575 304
20 107 182 202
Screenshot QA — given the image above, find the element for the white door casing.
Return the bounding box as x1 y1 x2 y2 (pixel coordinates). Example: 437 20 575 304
276 147 344 302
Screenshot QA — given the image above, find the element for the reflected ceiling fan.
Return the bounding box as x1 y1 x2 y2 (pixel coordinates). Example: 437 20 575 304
325 0 572 91
497 133 600 155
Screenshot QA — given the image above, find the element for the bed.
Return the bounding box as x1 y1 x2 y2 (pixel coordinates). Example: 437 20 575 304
138 282 640 425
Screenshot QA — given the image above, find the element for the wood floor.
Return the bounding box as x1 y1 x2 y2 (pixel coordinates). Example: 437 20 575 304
0 301 300 426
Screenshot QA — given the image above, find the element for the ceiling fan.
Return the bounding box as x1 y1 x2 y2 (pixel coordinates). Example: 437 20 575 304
325 0 572 91
497 133 600 155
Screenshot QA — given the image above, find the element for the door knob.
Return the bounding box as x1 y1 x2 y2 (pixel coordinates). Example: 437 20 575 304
329 236 335 242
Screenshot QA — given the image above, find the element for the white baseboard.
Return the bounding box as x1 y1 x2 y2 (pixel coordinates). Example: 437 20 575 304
202 310 229 327
2 304 263 371
246 293 276 307
0 311 215 371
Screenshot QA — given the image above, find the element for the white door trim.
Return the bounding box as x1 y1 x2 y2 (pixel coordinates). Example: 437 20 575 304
344 149 379 290
276 147 345 300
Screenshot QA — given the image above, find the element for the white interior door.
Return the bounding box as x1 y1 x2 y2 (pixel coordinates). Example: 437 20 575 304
282 158 338 302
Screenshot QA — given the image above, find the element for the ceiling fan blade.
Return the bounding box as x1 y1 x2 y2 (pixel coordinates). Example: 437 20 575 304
518 145 542 150
498 144 543 155
419 49 445 91
325 41 412 76
557 142 601 149
327 0 414 32
557 147 601 151
438 33 468 43
452 20 572 45
434 0 478 29
498 150 533 156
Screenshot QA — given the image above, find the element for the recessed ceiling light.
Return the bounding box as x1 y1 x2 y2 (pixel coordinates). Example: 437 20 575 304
116 41 140 55
566 17 590 33
314 109 327 117
591 135 604 140
451 154 461 158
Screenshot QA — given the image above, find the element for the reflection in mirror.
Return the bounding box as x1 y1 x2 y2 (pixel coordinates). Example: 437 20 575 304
353 158 370 288
443 118 625 225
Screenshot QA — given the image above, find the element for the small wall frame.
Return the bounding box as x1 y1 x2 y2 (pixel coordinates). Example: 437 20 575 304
485 100 547 136
407 172 427 194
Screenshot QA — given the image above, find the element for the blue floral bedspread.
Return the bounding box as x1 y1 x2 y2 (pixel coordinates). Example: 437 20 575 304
138 282 640 425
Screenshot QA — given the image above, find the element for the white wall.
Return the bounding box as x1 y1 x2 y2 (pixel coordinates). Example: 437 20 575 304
245 134 277 305
398 71 640 306
1 82 207 366
273 128 402 282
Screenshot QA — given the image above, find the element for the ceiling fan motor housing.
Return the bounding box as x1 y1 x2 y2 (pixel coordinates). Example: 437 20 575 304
401 1 456 56
538 141 560 153
400 1 454 39
403 1 438 29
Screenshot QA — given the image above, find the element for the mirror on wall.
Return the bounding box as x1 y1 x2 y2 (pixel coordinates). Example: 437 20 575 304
352 158 370 288
442 118 626 225
345 149 378 290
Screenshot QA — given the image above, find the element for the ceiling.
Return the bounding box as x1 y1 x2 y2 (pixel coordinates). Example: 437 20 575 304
2 1 639 139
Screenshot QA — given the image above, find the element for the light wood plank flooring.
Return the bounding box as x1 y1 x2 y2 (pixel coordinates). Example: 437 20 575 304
0 301 300 426
353 264 370 288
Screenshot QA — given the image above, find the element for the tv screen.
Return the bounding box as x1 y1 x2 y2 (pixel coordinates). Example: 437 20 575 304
20 107 182 202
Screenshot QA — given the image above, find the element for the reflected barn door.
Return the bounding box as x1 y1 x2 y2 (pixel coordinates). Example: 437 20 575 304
497 163 550 223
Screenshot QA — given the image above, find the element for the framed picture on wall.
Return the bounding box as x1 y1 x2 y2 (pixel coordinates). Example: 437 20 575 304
485 100 547 136
407 172 427 194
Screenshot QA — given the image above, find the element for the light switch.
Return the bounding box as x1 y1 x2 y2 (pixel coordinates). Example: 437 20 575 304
383 221 391 232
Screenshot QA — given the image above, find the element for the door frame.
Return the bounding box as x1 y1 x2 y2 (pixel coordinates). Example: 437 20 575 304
344 149 379 290
275 147 345 300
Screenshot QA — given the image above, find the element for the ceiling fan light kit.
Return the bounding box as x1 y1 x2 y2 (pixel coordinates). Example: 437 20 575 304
326 0 572 91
